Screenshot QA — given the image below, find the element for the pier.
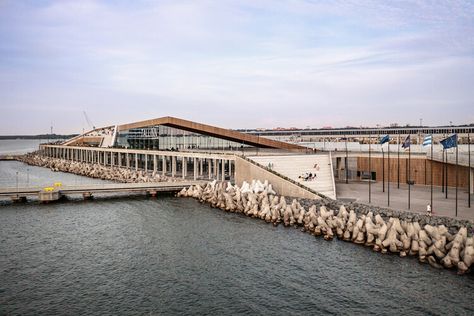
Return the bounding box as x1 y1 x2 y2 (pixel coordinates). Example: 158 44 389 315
0 155 18 161
0 181 205 203
39 145 237 182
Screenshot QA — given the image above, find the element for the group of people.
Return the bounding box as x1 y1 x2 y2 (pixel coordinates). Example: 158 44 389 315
266 161 320 182
299 172 317 181
298 162 320 182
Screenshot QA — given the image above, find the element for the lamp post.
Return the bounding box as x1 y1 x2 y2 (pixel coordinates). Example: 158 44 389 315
26 168 30 187
16 171 19 194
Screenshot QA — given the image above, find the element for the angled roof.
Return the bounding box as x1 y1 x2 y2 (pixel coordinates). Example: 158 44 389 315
118 116 305 150
62 125 115 146
62 116 305 150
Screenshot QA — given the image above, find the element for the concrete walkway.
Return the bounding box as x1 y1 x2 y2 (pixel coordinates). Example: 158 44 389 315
249 154 336 199
336 181 474 221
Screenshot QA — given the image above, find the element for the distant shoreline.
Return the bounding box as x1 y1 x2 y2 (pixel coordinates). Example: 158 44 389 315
0 134 77 140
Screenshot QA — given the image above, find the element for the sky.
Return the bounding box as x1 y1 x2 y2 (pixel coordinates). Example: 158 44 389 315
0 0 473 135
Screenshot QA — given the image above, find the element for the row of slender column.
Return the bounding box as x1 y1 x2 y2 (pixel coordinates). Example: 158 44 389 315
41 146 234 181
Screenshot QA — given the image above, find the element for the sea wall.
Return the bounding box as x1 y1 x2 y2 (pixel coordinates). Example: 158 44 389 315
299 198 474 236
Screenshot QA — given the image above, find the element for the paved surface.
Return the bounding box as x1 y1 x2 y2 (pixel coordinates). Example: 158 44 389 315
249 154 336 199
336 181 474 221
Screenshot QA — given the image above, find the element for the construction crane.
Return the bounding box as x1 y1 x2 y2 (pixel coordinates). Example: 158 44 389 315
83 111 95 130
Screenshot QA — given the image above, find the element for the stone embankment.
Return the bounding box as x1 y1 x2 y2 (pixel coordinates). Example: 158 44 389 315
178 180 474 275
18 153 171 183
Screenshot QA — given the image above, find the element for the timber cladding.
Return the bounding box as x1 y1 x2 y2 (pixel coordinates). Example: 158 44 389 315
357 157 469 189
118 116 305 150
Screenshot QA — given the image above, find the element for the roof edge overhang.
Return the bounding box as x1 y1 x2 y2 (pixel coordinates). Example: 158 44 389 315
118 116 305 150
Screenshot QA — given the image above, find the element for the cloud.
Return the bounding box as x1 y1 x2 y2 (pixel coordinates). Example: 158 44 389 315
0 0 473 134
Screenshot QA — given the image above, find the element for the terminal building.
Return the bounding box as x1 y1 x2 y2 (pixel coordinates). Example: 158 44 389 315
43 116 472 207
62 116 304 151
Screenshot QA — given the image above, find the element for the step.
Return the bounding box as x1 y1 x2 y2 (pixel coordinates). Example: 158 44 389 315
249 154 336 199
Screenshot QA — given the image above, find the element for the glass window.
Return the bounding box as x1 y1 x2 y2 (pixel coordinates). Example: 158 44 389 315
114 125 253 150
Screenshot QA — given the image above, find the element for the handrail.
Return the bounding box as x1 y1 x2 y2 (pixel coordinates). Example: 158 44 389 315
39 144 237 160
239 154 333 200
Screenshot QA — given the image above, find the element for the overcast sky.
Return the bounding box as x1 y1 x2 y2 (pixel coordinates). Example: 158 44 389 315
1 0 473 134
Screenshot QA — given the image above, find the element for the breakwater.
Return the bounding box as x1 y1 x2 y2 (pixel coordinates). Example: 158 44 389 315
18 152 171 183
178 180 474 275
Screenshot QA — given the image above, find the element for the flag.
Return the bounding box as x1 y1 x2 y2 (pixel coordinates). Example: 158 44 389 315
402 135 411 149
440 134 458 149
422 134 432 147
380 135 390 145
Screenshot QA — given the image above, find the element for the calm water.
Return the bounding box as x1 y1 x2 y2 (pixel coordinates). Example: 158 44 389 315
1 141 473 315
0 139 59 155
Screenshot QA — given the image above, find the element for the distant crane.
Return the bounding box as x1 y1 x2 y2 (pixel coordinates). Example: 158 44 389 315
83 111 95 130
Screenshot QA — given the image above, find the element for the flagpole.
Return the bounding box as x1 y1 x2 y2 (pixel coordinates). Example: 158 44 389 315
456 140 458 217
388 138 390 206
442 148 445 193
430 135 433 213
369 134 371 204
469 133 471 208
382 148 385 193
397 134 400 189
408 137 411 210
445 149 448 199
424 157 427 184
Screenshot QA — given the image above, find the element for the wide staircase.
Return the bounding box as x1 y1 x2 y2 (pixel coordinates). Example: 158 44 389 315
248 154 336 199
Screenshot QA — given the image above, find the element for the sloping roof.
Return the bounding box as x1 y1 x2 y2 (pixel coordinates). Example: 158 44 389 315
118 116 305 150
62 125 114 146
63 135 107 147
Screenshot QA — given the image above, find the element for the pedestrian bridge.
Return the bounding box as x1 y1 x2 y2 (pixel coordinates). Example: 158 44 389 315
0 181 205 203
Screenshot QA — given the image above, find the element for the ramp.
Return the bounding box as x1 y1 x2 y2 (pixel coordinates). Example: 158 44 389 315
248 154 336 199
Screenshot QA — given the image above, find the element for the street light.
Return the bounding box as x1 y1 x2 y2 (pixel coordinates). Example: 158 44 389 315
16 171 19 193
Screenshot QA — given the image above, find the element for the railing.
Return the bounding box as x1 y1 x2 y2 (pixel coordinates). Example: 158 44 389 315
428 151 472 168
40 144 237 161
305 143 473 154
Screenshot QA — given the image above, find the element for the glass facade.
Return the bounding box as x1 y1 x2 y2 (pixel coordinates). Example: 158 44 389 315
115 125 253 150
